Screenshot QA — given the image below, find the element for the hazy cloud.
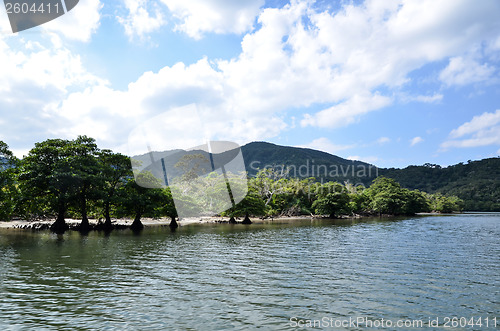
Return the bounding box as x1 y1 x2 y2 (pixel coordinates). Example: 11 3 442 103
411 136 424 146
442 110 500 149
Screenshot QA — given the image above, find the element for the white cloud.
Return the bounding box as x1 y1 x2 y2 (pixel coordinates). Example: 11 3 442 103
42 0 102 42
4 0 500 157
301 93 392 128
117 0 166 39
405 93 443 103
411 136 424 146
47 58 288 155
161 0 264 39
442 110 500 149
449 109 500 138
377 137 391 144
439 56 496 86
299 137 354 155
0 34 105 156
46 0 500 152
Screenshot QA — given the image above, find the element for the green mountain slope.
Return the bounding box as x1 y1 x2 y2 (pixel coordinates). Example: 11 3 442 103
241 141 377 185
134 142 500 211
380 158 500 211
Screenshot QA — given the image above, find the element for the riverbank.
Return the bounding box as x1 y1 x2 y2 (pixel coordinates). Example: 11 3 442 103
0 215 323 230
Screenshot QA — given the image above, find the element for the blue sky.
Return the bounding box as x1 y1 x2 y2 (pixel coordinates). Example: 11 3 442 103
0 0 499 168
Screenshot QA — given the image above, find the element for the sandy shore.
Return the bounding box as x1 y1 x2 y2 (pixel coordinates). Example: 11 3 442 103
0 215 318 230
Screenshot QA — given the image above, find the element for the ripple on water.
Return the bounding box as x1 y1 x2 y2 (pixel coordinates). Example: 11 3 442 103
0 214 499 330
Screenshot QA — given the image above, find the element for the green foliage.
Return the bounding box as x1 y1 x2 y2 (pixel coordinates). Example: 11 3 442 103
380 158 500 211
312 182 350 218
17 138 76 221
222 187 266 217
0 141 19 220
98 149 133 222
116 172 167 220
0 138 475 223
427 193 464 213
363 177 431 215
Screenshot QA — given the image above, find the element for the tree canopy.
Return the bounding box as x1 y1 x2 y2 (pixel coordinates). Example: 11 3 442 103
0 138 468 233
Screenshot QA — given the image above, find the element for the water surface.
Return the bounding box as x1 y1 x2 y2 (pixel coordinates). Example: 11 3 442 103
0 214 498 330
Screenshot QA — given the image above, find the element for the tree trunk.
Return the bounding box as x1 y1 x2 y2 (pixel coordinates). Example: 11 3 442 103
50 202 68 234
242 213 252 224
130 212 144 232
79 189 91 232
169 216 178 230
103 200 113 231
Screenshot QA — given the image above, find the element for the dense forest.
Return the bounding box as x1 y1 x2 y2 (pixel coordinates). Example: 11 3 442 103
241 142 500 211
0 137 465 233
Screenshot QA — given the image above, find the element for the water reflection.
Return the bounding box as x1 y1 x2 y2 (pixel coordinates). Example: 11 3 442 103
0 214 499 330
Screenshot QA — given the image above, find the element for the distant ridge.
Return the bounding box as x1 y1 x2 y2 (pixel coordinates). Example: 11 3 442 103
133 141 500 211
240 141 376 184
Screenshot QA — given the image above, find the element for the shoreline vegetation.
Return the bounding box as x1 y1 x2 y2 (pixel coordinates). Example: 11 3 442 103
0 212 465 231
0 136 465 234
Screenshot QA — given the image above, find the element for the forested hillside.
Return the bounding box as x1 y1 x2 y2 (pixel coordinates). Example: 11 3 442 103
380 159 500 211
240 142 500 211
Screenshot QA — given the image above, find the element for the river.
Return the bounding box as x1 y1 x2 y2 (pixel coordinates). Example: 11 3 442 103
0 214 498 330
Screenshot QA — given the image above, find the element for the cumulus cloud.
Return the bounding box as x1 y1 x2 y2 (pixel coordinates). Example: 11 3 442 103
117 0 166 39
299 137 354 155
42 0 102 42
301 93 392 128
3 0 500 157
160 0 264 39
439 56 496 86
48 0 500 152
47 58 288 155
411 136 424 146
0 35 105 156
441 110 500 149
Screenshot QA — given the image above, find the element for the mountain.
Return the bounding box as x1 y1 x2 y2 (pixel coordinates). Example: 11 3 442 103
240 141 377 185
133 141 378 186
380 159 500 211
134 141 500 211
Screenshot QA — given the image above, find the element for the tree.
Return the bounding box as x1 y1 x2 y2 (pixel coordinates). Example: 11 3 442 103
0 141 19 221
312 182 350 218
117 172 166 231
67 136 101 232
18 139 76 233
365 177 407 215
428 193 464 213
98 150 132 230
253 167 289 207
403 190 430 214
222 186 266 217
